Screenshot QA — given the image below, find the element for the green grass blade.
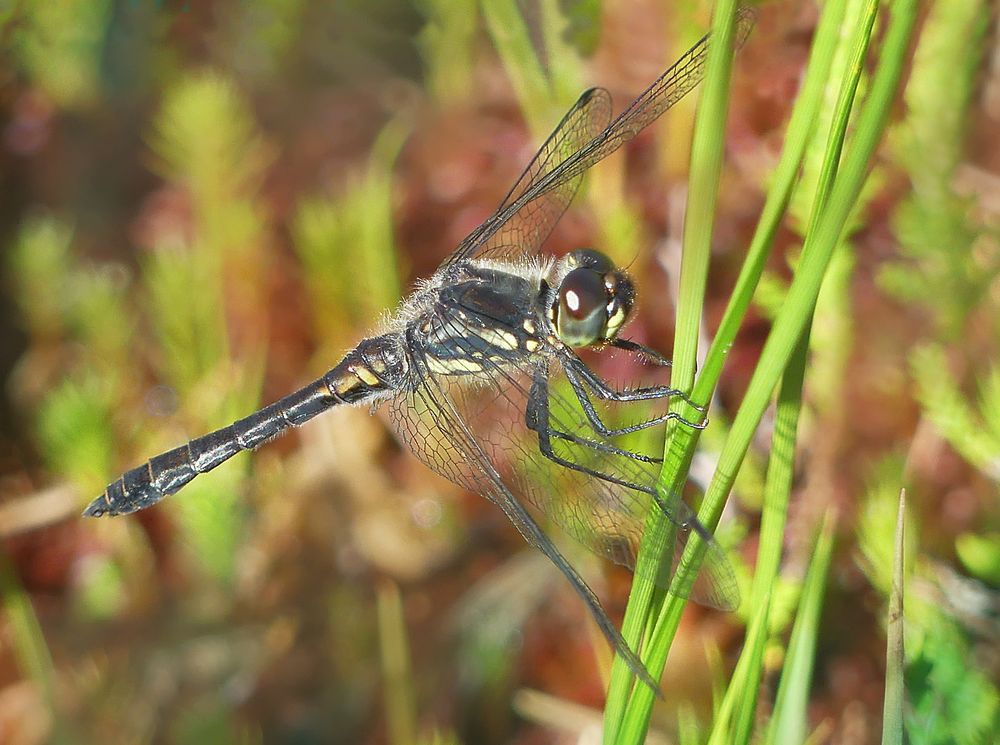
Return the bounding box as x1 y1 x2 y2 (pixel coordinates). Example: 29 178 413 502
728 332 809 744
0 555 70 744
735 2 881 725
669 0 745 392
728 0 881 722
479 0 576 136
690 0 848 408
604 0 844 730
707 586 773 745
808 0 880 226
417 0 478 103
603 2 747 740
377 579 418 745
607 0 919 739
0 556 56 703
881 489 906 745
666 0 916 639
764 510 837 745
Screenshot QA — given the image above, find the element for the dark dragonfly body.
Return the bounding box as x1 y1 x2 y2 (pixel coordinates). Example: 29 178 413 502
85 255 608 515
85 336 401 515
86 9 752 694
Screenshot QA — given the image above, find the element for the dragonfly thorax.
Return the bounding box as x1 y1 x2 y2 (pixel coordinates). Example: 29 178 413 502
548 249 635 348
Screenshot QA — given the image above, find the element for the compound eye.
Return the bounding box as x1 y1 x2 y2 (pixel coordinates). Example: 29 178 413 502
561 268 604 319
556 267 608 347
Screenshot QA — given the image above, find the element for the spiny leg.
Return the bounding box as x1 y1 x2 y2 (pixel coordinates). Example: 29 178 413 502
412 369 663 694
608 338 712 422
560 354 706 438
525 365 662 490
526 366 705 547
523 362 725 603
568 344 704 408
609 337 672 367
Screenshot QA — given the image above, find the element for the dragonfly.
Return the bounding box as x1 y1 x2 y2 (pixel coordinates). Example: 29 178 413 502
85 10 752 693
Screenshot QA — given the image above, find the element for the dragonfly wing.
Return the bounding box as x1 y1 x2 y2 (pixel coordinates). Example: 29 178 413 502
442 85 612 270
513 350 739 612
441 8 753 269
389 310 738 612
385 346 662 691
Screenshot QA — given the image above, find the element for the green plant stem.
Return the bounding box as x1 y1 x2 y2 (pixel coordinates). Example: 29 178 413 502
604 2 748 740
1 553 70 744
603 3 745 736
604 0 847 736
708 586 773 745
881 488 906 745
377 579 418 745
730 0 879 737
764 510 837 745
605 0 918 740
730 331 809 742
479 0 556 136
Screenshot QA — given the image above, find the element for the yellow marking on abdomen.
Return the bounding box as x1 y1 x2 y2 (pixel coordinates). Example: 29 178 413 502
351 365 380 386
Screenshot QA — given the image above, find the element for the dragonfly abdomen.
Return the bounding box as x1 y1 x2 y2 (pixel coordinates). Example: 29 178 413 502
83 377 340 517
84 335 406 517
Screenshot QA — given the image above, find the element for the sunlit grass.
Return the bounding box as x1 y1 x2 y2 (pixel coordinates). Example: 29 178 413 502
418 0 478 103
0 558 65 740
882 489 906 745
9 0 109 109
763 511 836 745
603 0 919 741
879 0 1000 739
478 0 584 138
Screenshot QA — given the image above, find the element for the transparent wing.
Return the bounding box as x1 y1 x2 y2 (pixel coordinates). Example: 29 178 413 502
442 8 753 269
385 341 661 690
441 86 612 269
388 319 738 612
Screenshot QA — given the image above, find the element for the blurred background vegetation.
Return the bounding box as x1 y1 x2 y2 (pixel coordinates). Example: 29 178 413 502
0 0 997 743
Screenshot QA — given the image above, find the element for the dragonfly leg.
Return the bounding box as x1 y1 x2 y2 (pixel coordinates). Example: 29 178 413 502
597 340 706 410
609 337 673 367
526 368 708 573
526 368 664 486
561 353 707 436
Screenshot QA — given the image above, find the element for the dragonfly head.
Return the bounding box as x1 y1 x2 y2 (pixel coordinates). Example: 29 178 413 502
551 249 635 348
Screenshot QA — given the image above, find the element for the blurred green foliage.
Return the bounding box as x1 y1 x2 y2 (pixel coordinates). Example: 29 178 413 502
417 0 478 102
292 119 406 356
882 0 1000 509
882 0 993 338
479 0 584 138
875 0 1000 739
1 0 999 744
906 617 999 745
11 0 111 109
